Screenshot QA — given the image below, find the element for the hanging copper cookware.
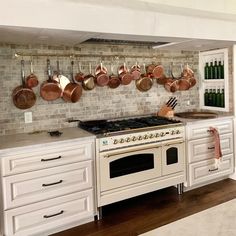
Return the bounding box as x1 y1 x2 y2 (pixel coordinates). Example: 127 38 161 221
63 61 82 103
152 65 164 79
82 63 96 91
95 62 109 86
74 61 84 83
118 63 133 85
108 64 120 89
12 59 36 109
182 64 196 88
130 62 141 80
135 64 153 92
176 64 191 91
40 59 62 101
26 59 39 88
164 77 179 93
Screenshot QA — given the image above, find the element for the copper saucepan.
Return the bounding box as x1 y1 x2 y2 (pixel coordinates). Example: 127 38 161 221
95 62 109 86
40 59 62 101
108 64 120 89
164 77 179 93
63 61 82 103
118 63 133 85
82 63 95 91
130 62 141 80
12 60 36 109
74 61 84 83
26 59 39 88
135 64 153 92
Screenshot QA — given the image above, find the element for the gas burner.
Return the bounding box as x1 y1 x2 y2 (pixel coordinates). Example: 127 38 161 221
79 115 182 136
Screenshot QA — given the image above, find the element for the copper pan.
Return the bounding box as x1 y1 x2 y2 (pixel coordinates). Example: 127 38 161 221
82 63 95 91
130 62 141 80
63 61 82 103
164 78 179 93
108 64 120 89
152 65 164 79
12 60 36 109
135 64 153 92
118 63 133 85
95 62 109 86
74 61 84 82
26 59 38 88
40 59 62 101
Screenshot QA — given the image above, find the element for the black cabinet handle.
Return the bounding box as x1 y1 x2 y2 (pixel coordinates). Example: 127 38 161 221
208 146 215 149
209 168 218 172
41 155 62 162
42 180 63 187
43 210 64 218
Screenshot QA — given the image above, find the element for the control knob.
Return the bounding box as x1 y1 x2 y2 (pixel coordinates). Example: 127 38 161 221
138 136 143 140
132 136 137 141
160 132 165 137
120 138 125 143
176 130 180 134
144 134 148 139
126 137 131 142
155 133 160 137
113 139 119 144
149 134 154 138
171 130 175 135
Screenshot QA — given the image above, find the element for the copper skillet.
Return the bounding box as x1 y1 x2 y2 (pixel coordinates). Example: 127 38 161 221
182 64 196 88
63 61 82 103
12 59 36 109
40 59 62 101
95 62 109 86
130 62 141 80
74 61 84 83
82 63 96 91
26 59 39 88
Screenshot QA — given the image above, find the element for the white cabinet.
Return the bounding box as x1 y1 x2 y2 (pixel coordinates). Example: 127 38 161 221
185 118 234 189
199 48 229 111
0 137 95 236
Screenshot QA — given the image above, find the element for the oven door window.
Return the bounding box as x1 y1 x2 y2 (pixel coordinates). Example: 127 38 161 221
99 147 161 192
110 153 154 178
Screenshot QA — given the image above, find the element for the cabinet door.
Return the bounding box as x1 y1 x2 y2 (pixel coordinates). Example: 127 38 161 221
4 189 94 236
199 48 229 112
189 153 234 186
3 161 93 210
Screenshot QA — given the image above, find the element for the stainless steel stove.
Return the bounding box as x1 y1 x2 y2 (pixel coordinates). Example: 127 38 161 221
79 115 185 219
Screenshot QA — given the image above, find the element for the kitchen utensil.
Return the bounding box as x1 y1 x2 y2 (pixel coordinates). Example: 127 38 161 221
156 74 168 85
172 102 178 109
26 59 39 88
74 61 84 82
118 63 133 85
40 59 62 101
152 64 164 79
82 63 96 90
12 59 36 109
130 62 141 80
108 64 120 89
135 64 153 92
166 97 174 106
164 78 178 93
95 62 109 86
62 60 82 103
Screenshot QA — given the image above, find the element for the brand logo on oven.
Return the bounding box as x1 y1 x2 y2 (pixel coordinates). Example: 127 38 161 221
102 140 108 146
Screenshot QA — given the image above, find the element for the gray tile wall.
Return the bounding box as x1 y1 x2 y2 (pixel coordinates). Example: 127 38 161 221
0 43 231 136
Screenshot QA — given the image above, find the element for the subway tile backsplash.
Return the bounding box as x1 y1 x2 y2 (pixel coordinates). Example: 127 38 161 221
0 43 232 136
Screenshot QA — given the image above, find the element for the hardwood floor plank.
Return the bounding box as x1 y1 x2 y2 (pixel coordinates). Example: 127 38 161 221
51 179 236 236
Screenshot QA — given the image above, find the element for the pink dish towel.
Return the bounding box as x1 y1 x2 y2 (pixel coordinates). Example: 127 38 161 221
209 127 222 167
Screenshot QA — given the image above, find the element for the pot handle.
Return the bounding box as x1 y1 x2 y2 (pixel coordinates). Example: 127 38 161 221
47 59 52 79
21 59 26 86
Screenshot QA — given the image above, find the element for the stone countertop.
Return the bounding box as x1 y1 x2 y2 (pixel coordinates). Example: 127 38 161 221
0 127 95 150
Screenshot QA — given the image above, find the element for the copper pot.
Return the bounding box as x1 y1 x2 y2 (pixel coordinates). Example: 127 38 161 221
74 61 84 82
118 63 133 85
26 59 39 88
130 62 141 80
82 63 95 91
108 64 120 89
40 59 62 101
164 78 179 93
135 64 153 92
62 61 82 103
95 62 109 86
12 60 36 109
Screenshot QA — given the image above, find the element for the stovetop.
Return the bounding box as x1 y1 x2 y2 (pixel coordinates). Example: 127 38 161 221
79 115 182 136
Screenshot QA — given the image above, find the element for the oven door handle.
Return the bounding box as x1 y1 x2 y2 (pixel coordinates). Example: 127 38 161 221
103 145 161 158
164 141 184 146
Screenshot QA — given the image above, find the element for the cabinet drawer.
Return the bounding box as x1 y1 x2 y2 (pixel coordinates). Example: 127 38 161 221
186 119 232 140
189 153 234 186
188 133 233 163
4 189 94 236
3 161 92 210
1 140 94 176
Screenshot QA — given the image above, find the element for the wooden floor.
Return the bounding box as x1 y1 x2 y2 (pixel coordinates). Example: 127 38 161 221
51 179 236 236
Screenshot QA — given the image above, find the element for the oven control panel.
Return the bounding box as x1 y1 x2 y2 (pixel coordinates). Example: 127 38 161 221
99 126 185 151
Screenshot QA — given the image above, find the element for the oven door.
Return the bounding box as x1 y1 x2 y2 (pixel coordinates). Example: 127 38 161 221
99 143 162 192
161 139 185 176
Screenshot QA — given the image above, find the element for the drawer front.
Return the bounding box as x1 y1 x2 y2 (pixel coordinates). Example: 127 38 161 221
189 153 234 186
1 140 94 176
186 119 233 140
188 133 233 163
3 161 93 210
4 189 94 236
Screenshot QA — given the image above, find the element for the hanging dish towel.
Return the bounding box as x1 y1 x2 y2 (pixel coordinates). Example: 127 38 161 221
209 127 222 168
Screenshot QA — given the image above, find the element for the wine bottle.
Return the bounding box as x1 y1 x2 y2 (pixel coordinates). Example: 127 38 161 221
216 88 221 107
204 89 209 106
212 88 216 106
217 60 223 79
208 89 213 106
213 59 218 79
221 60 224 79
204 62 209 79
220 88 225 107
209 61 214 79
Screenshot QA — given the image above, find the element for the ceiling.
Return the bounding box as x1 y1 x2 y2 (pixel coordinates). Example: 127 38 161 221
0 25 236 52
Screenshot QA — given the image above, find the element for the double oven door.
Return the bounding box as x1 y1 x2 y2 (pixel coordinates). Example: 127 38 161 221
98 139 184 192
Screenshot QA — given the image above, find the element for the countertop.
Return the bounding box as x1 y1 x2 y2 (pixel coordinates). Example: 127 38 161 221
0 127 95 150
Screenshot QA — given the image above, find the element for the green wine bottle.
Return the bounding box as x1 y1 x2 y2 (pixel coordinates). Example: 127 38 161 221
220 88 225 107
213 59 218 79
216 88 221 107
204 89 209 106
204 62 209 79
221 61 224 79
209 61 214 79
208 89 213 106
217 60 223 79
212 89 216 106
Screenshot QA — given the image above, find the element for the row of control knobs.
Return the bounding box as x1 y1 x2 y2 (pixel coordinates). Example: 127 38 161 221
113 130 181 144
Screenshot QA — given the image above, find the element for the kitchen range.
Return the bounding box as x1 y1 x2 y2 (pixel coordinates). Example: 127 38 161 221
79 114 185 218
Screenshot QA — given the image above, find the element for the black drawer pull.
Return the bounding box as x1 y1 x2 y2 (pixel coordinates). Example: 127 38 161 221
208 146 215 150
209 168 218 172
43 210 64 219
41 156 62 162
42 180 63 187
